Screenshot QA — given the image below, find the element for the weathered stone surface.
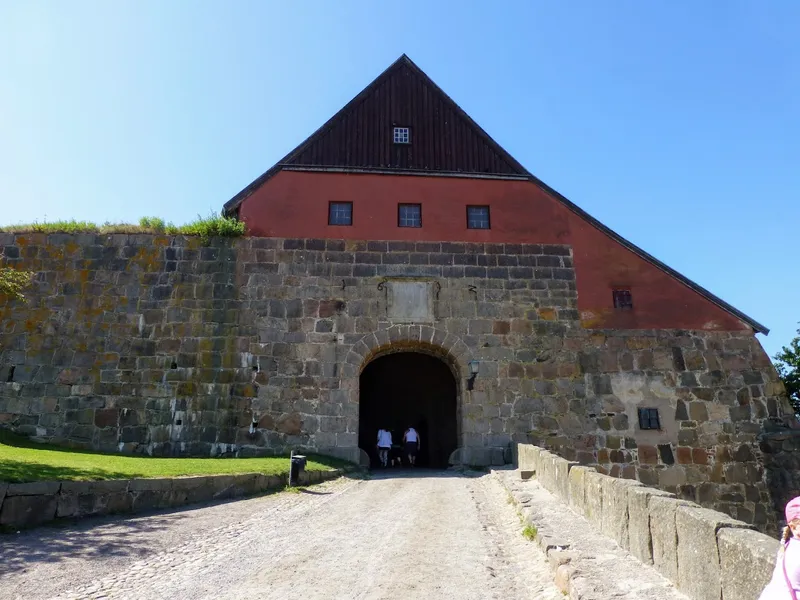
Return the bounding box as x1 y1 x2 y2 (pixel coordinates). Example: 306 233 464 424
600 476 643 549
90 479 130 494
59 481 93 495
552 455 578 503
128 478 173 492
649 496 692 583
517 443 541 474
675 505 753 600
6 481 61 496
56 492 85 518
627 485 675 565
0 494 57 528
567 466 592 517
718 527 778 600
583 471 604 528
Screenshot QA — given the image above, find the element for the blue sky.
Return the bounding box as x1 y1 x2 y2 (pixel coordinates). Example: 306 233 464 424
1 1 797 356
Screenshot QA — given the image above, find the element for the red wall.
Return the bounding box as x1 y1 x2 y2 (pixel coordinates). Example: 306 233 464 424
239 171 750 331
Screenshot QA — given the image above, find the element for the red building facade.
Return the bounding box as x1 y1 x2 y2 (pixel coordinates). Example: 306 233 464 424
225 55 765 337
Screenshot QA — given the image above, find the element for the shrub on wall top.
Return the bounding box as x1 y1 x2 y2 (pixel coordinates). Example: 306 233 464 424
0 214 246 243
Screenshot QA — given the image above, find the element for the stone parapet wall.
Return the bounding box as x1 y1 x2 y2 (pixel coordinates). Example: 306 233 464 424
517 443 778 600
0 468 346 530
0 233 793 530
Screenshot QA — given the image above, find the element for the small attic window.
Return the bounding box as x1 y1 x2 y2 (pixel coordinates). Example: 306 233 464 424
393 127 410 144
613 289 633 310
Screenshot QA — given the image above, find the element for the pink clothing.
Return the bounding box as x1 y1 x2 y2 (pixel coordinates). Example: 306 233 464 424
787 498 800 524
759 540 800 600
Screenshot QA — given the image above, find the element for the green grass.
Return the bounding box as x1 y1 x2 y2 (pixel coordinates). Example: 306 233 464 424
522 524 538 541
0 431 350 483
0 214 245 243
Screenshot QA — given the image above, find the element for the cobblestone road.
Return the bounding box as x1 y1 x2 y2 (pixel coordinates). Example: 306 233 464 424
1 471 562 600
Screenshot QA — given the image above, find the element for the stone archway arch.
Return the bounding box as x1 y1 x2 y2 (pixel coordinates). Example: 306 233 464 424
345 325 474 381
343 325 474 467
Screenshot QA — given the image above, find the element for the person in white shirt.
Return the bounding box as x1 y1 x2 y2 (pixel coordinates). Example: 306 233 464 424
376 427 392 467
403 427 420 466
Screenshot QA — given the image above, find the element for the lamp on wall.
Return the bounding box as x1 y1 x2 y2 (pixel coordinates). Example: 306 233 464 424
467 360 480 391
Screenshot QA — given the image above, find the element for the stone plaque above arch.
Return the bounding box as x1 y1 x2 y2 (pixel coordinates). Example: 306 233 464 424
379 278 437 323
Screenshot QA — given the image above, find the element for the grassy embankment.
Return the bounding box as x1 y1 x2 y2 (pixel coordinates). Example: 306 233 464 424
0 431 349 483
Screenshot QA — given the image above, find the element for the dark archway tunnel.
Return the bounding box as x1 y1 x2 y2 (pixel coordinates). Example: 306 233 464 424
358 352 458 469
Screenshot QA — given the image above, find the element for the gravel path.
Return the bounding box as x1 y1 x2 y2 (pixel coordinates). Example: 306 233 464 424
1 471 562 600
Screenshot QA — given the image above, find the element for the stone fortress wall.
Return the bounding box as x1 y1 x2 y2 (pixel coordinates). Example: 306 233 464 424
0 232 795 533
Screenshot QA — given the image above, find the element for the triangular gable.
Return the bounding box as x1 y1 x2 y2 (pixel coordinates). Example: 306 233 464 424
223 55 530 216
222 55 768 335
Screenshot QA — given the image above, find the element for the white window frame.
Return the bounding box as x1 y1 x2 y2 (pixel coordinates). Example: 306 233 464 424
398 203 421 228
467 205 490 229
328 202 353 226
393 127 410 144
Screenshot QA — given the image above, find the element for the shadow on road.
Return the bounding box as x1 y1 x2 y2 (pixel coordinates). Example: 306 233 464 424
0 509 190 576
0 490 283 576
367 468 486 480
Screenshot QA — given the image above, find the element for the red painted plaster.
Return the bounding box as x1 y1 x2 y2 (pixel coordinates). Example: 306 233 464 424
238 171 750 332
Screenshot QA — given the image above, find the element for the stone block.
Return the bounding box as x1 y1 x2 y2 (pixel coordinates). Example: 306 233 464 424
583 471 604 528
718 527 778 600
128 478 172 492
552 455 578 502
231 474 260 496
131 490 170 512
627 486 675 565
600 476 643 549
60 481 93 495
675 505 754 600
91 479 130 494
0 494 58 528
54 491 76 518
521 443 542 476
650 496 692 583
6 481 61 496
104 492 133 514
567 466 592 517
0 482 7 509
173 476 214 504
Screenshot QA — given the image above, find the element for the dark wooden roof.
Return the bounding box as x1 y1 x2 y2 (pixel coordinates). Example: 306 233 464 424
223 55 530 216
282 57 528 175
222 55 768 335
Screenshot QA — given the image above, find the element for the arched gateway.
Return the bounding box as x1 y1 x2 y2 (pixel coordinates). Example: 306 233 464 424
359 350 457 468
342 326 474 469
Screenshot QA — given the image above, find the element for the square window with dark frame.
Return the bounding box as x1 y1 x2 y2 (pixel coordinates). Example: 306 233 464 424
328 202 352 226
613 289 633 310
638 407 661 430
467 205 490 229
398 203 421 228
393 127 410 144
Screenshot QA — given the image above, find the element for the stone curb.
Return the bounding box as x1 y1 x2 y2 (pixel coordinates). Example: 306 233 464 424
493 468 585 597
0 467 353 531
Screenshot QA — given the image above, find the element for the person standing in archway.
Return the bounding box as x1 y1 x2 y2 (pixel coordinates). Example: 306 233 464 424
376 427 392 468
404 426 420 467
